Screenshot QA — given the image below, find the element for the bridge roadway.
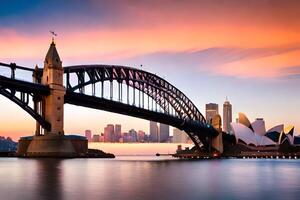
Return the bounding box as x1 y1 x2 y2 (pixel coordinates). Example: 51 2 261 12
0 62 218 150
65 91 216 135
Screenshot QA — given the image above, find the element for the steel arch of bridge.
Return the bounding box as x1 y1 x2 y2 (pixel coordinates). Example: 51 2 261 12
0 74 51 131
0 62 218 150
63 65 217 148
64 65 206 123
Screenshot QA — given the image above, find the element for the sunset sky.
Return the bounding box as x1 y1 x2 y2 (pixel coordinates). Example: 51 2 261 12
0 0 300 140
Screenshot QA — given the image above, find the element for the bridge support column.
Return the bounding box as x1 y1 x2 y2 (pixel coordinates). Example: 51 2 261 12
33 65 41 136
34 100 41 136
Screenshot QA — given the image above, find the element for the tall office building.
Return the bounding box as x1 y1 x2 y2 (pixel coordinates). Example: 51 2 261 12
92 134 100 142
137 130 146 142
205 103 219 123
85 130 92 142
173 128 189 143
128 129 138 142
149 121 158 142
115 124 122 142
223 99 232 133
159 123 170 142
104 124 114 142
104 127 109 142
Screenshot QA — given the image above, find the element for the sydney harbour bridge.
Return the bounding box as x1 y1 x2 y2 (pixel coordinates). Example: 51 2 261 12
0 41 221 157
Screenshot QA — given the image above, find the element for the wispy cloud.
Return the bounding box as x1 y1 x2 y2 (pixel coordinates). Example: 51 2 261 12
281 65 300 74
120 45 300 78
282 74 300 79
279 65 300 79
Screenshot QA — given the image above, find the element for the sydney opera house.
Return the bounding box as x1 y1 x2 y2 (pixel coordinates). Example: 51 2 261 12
175 112 300 158
231 113 300 148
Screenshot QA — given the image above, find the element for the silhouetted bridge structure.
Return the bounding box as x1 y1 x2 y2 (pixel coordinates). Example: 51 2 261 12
0 46 218 154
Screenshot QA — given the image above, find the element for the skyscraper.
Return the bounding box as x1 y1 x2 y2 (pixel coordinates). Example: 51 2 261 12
115 124 122 142
85 130 92 142
223 99 232 133
104 124 114 142
92 134 100 142
173 128 189 143
137 130 146 142
159 123 170 142
206 103 219 123
149 121 158 142
128 129 138 142
104 127 109 142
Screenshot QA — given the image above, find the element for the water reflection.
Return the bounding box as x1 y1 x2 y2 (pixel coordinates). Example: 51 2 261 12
35 159 63 200
1 157 300 200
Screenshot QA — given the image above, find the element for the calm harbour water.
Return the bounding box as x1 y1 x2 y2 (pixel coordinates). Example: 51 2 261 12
0 157 300 200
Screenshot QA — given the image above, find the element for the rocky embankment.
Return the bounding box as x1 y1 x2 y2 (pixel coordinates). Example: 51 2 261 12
86 149 115 158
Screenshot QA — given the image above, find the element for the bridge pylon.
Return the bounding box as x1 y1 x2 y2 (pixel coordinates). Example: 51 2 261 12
41 40 66 135
33 65 41 136
17 41 87 157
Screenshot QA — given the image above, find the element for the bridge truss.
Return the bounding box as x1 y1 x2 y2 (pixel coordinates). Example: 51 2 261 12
0 62 218 150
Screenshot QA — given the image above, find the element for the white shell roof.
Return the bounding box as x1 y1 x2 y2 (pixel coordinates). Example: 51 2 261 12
231 122 276 146
267 124 284 133
238 113 252 129
231 122 258 146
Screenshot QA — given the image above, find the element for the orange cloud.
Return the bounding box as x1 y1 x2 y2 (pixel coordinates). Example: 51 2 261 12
1 0 300 140
218 49 300 78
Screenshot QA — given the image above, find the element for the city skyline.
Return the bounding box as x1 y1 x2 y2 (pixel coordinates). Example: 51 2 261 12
0 0 300 140
84 122 173 143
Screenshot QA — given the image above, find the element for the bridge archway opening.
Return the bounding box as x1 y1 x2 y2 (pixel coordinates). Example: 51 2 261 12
63 65 216 150
0 94 36 136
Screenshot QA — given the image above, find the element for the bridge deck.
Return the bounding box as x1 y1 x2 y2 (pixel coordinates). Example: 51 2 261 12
0 75 49 95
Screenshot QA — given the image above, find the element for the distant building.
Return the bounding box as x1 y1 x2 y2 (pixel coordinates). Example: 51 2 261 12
173 128 189 143
104 124 114 142
137 130 146 142
92 134 100 142
128 129 138 142
206 103 219 123
149 121 159 142
104 127 109 142
115 124 122 142
122 132 129 142
143 134 150 143
223 99 232 134
85 130 92 142
100 133 104 142
159 123 169 142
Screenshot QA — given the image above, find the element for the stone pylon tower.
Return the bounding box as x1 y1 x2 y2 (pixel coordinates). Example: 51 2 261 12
17 40 88 157
41 40 65 135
